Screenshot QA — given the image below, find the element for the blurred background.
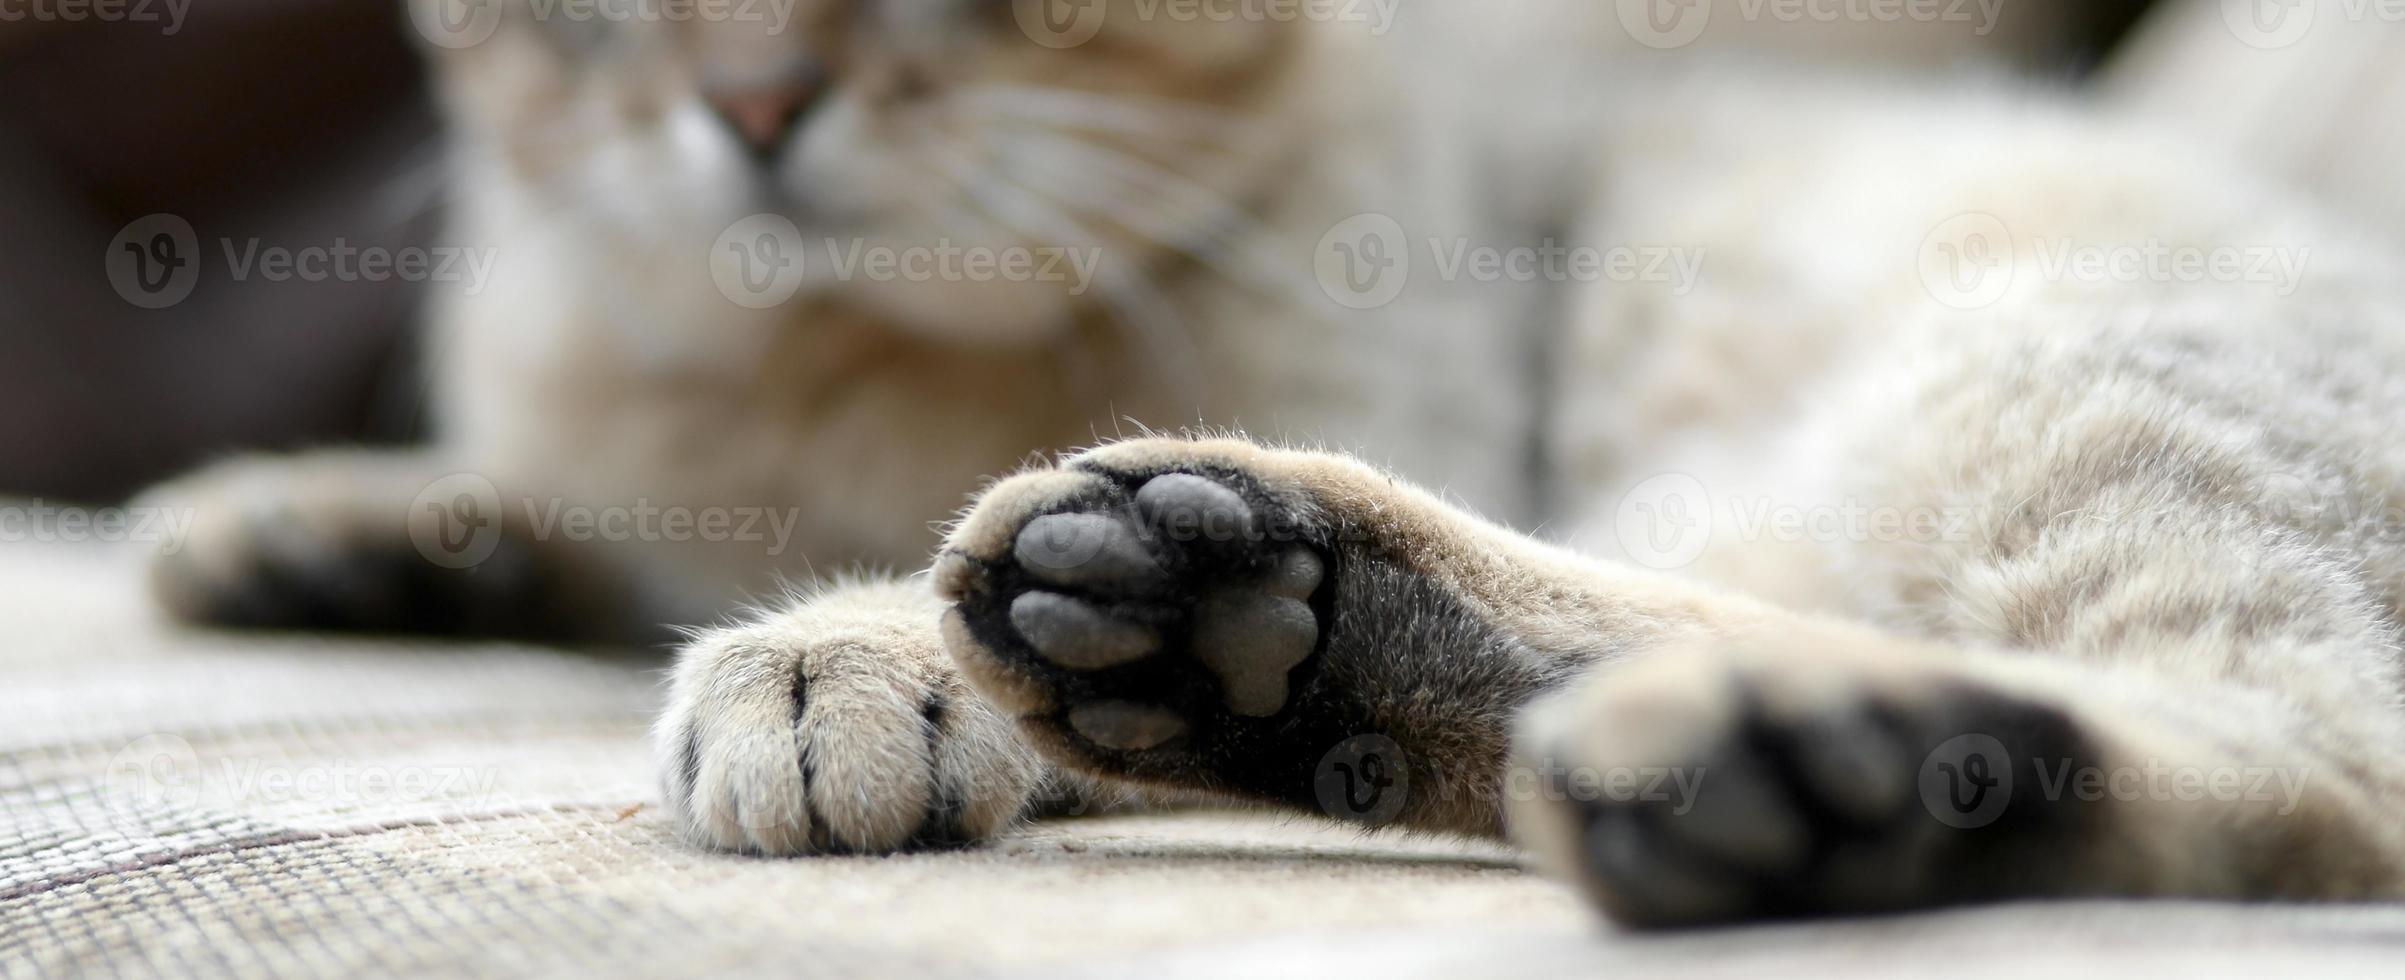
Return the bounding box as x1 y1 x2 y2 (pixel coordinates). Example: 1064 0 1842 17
12 0 2405 506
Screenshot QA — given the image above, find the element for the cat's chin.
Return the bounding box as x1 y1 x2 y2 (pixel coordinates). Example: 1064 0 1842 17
832 274 1091 350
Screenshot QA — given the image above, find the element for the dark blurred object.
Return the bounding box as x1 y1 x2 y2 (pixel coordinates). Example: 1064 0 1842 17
2058 0 2162 73
0 3 437 504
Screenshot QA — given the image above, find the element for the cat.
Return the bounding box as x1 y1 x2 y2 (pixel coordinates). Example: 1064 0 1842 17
140 0 2405 926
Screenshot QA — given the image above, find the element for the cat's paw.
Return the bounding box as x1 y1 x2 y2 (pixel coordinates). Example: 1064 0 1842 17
657 581 1043 855
1510 635 2102 927
139 453 608 640
935 437 1541 834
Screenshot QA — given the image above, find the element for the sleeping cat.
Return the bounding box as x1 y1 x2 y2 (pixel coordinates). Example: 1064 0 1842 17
141 0 2405 926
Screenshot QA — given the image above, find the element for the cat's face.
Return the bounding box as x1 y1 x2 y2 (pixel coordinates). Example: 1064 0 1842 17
424 0 1305 342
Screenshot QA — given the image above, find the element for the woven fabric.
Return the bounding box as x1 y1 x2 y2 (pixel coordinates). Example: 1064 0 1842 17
6 547 2405 979
0 543 1579 978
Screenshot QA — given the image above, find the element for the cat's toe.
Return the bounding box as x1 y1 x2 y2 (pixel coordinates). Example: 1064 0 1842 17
659 590 1041 855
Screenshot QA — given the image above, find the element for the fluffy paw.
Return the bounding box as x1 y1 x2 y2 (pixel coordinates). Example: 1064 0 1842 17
1511 638 2102 927
139 453 612 640
657 581 1044 855
936 438 1545 834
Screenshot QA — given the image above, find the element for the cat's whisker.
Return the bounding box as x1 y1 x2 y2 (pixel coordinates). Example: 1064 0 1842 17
958 84 1264 149
992 128 1331 315
914 127 1205 409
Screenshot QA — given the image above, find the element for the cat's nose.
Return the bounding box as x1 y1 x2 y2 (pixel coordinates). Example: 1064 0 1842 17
703 72 827 161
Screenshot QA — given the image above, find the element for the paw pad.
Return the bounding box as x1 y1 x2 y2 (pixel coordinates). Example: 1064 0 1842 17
1191 583 1317 716
970 467 1334 750
1009 592 1159 669
1068 700 1189 750
1015 513 1165 589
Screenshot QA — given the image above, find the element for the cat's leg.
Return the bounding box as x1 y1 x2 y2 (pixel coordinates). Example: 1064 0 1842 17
935 436 1788 836
1511 621 2405 927
656 577 1069 854
1514 322 2405 925
140 450 640 641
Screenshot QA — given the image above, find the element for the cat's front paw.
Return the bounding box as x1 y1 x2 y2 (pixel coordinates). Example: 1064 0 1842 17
139 452 610 640
657 581 1043 855
933 441 1347 803
934 437 1544 835
1510 634 2103 927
